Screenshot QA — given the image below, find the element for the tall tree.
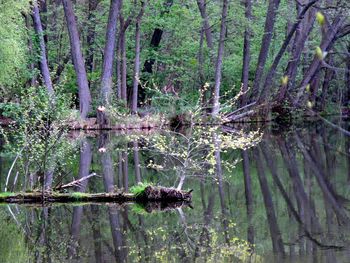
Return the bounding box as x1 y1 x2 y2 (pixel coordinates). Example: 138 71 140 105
86 0 100 73
240 0 252 106
62 0 92 119
211 0 228 117
250 0 281 101
99 0 121 125
32 1 54 95
131 1 146 113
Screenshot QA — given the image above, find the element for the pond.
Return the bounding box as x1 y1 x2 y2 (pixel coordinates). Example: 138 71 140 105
0 120 349 262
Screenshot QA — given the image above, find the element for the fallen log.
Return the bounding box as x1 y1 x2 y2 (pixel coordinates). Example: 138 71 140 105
135 186 193 202
0 187 192 204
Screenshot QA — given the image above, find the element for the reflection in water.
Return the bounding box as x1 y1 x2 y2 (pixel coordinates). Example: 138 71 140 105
0 123 350 261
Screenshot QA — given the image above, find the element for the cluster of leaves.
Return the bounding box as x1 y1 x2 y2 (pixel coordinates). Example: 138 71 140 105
0 87 77 191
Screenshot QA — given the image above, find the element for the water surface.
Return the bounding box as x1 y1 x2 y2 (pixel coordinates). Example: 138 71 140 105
0 121 349 262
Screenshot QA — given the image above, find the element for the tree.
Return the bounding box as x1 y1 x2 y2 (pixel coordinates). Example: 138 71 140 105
32 1 54 95
211 0 229 117
131 1 147 113
98 0 121 125
62 0 92 119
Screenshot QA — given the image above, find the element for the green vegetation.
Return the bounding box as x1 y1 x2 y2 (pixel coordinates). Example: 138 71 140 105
129 182 151 197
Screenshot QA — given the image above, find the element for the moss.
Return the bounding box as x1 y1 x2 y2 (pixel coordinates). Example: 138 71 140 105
0 192 15 199
70 192 89 200
129 182 151 197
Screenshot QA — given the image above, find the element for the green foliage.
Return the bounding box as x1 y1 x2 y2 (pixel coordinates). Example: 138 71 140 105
130 182 151 196
0 87 77 190
0 0 30 90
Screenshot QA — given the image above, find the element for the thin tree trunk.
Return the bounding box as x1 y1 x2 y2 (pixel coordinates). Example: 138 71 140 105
211 0 228 117
240 0 252 106
294 17 345 106
98 0 121 125
62 0 92 119
86 0 100 72
277 6 316 103
100 0 121 104
32 2 54 95
259 0 319 103
131 1 146 113
250 0 281 101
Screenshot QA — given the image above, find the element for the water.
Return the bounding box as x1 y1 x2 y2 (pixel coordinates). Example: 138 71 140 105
0 121 349 262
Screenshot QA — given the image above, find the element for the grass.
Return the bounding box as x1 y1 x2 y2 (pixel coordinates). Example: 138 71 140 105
129 182 151 197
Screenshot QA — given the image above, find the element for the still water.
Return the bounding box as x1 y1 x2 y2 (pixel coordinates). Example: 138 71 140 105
0 121 349 262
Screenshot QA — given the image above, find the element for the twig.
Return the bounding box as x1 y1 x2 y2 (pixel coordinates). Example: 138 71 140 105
54 173 98 190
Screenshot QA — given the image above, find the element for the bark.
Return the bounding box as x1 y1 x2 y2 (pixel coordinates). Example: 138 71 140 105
86 0 100 72
251 0 281 100
211 0 228 117
277 6 316 103
98 0 121 125
100 0 120 103
259 0 319 103
294 17 346 106
32 1 54 95
25 14 36 87
240 0 252 106
196 0 214 51
62 0 92 119
131 1 146 113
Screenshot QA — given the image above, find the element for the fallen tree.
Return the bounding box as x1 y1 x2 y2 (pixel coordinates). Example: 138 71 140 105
0 186 193 204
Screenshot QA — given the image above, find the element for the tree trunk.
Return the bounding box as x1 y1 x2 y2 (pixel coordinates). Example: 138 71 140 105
86 0 100 72
131 1 146 113
32 2 54 95
259 0 319 103
211 0 228 117
240 0 252 106
276 6 316 104
98 0 121 125
293 17 345 106
100 0 120 104
62 0 92 119
250 0 281 101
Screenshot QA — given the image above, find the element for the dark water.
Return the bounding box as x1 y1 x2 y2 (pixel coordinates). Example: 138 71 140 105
0 121 350 262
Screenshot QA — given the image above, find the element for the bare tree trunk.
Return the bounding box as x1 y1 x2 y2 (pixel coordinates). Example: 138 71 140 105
100 0 120 103
25 14 36 87
86 0 100 73
259 0 319 103
32 1 54 95
250 0 281 101
98 0 121 125
62 0 92 119
211 0 228 117
276 6 316 103
294 17 345 106
119 13 132 105
131 1 146 113
196 0 214 51
240 0 252 106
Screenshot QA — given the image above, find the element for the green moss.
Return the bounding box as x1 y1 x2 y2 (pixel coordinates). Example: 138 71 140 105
70 192 89 200
0 192 15 199
129 182 151 197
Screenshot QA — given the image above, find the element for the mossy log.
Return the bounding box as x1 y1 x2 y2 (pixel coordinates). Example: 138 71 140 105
0 187 192 204
135 186 192 202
